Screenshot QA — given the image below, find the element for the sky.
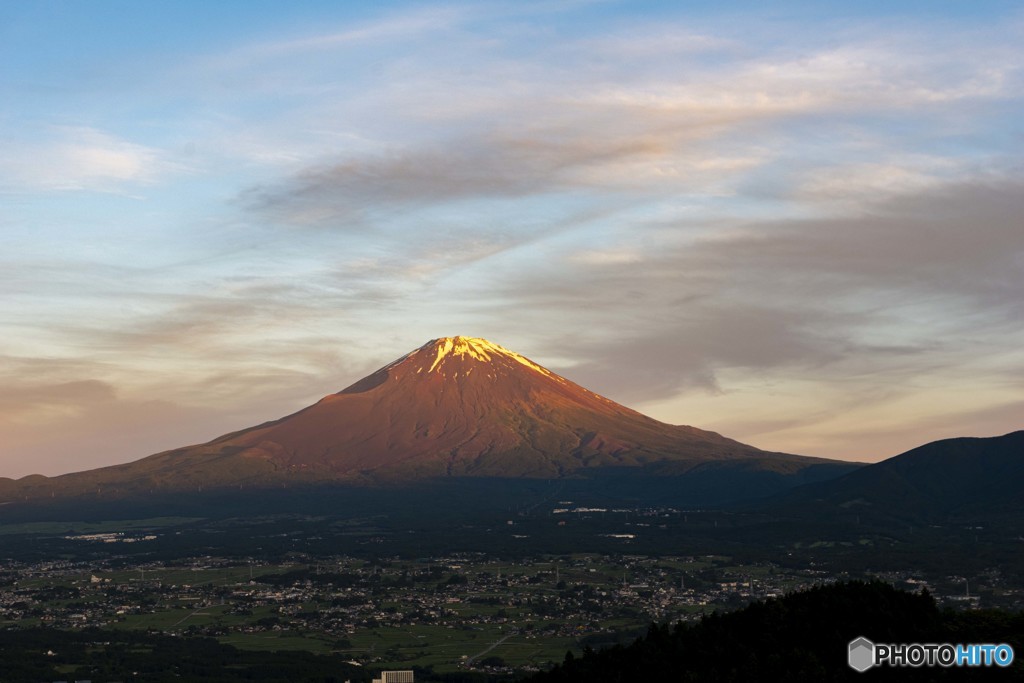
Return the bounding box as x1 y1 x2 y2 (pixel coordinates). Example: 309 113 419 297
2 1 1023 478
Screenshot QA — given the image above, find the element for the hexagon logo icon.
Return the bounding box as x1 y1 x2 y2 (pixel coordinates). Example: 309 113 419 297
848 637 875 672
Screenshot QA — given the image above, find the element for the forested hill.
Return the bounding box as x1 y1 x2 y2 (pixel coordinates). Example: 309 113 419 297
523 581 1024 682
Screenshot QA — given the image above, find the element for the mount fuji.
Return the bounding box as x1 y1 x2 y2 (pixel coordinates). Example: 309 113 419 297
0 337 858 504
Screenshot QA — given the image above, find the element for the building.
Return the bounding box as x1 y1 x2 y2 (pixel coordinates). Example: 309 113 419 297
372 672 414 683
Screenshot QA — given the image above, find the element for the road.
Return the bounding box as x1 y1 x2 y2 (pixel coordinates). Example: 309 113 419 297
467 633 514 664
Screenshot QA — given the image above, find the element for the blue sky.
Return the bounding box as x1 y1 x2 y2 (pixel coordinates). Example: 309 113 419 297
2 1 1023 476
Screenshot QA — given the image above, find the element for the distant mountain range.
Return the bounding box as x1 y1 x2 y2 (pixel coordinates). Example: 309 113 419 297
0 336 856 505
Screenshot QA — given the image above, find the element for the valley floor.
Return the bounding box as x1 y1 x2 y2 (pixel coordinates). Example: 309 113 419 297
2 549 1017 680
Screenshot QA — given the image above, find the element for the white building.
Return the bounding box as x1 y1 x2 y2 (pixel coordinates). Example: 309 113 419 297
372 671 414 683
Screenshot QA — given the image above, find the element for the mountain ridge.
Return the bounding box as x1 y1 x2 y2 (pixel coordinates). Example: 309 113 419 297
768 430 1024 522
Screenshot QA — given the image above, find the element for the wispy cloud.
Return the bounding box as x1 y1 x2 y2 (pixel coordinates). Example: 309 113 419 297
243 133 678 226
0 375 217 478
477 180 1024 458
0 127 179 193
236 14 1022 231
205 6 468 69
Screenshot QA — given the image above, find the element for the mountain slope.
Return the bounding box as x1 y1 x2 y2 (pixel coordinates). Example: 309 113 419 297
772 430 1024 521
0 336 854 500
